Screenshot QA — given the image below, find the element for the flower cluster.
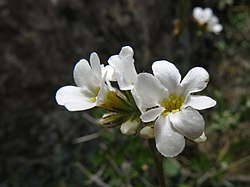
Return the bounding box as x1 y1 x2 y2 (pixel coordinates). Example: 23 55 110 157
192 7 223 34
56 46 216 157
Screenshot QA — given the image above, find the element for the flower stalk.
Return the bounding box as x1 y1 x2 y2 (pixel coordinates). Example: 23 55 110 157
148 139 167 187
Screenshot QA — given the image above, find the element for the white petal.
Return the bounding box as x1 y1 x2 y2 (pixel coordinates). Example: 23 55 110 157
203 8 213 22
209 24 223 34
170 108 204 140
90 52 102 82
96 86 109 106
194 132 207 143
208 16 219 24
155 116 185 157
96 74 109 106
131 88 146 113
207 16 223 34
140 107 165 122
152 60 181 95
108 46 137 90
73 59 92 87
55 86 96 111
184 95 216 110
64 100 96 111
193 7 212 24
102 65 116 81
193 7 203 21
180 67 209 96
119 46 134 57
134 73 169 108
116 55 137 90
213 24 223 33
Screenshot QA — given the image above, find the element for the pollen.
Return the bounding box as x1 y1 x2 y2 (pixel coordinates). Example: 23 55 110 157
162 94 184 116
91 96 97 102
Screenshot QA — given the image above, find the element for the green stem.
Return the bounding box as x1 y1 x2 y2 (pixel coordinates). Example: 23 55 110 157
148 139 167 187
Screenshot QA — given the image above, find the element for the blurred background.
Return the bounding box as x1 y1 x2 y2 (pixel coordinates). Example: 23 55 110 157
1 0 250 186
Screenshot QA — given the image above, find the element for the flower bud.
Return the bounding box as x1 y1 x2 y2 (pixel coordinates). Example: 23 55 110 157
194 132 207 143
140 126 154 139
99 112 123 128
120 119 140 135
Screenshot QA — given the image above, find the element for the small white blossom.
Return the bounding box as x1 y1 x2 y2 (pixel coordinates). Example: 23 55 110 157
193 7 223 34
108 46 137 90
133 61 216 157
207 16 223 34
193 7 213 25
56 53 108 111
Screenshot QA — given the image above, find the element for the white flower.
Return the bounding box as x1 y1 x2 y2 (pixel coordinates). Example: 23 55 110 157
133 61 216 157
207 16 223 34
193 7 213 25
108 46 137 90
193 7 223 34
56 53 108 111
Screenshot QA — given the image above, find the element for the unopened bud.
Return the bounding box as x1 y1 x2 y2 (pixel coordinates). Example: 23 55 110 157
194 132 207 143
120 119 140 135
99 112 123 128
140 126 154 139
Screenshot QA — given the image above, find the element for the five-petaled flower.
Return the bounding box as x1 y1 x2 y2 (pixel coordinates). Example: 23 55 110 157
55 53 108 111
133 61 216 157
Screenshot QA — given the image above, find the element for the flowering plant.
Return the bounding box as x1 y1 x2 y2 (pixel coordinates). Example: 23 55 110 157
56 46 216 158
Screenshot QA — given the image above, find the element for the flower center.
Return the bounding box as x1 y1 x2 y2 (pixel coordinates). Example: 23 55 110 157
162 94 184 116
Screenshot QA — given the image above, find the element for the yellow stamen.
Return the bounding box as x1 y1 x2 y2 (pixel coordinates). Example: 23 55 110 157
162 94 184 116
91 97 97 102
